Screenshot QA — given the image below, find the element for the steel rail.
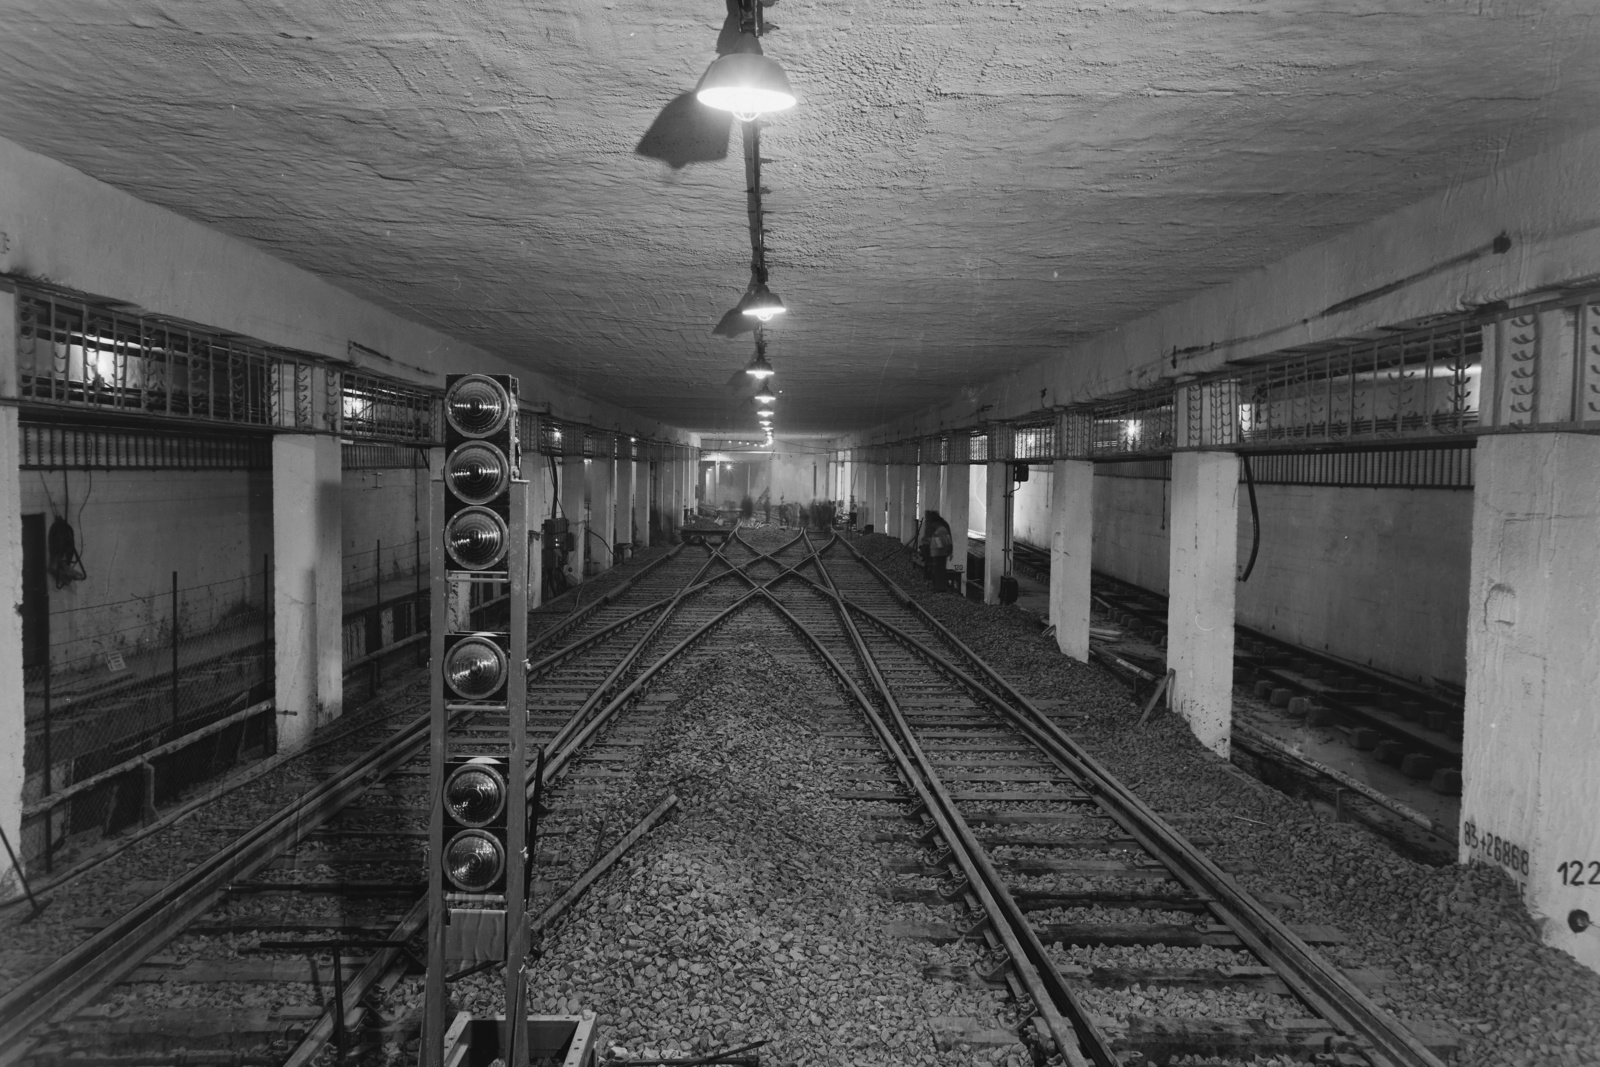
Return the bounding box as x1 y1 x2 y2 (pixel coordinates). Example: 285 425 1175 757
835 537 1447 1067
798 533 1103 1066
527 534 809 680
528 541 687 651
1 545 748 1063
0 706 466 1063
1090 571 1462 746
278 794 683 1067
531 536 811 780
271 547 745 1067
535 536 820 787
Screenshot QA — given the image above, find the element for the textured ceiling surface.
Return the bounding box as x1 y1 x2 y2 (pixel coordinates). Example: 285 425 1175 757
0 1 1596 435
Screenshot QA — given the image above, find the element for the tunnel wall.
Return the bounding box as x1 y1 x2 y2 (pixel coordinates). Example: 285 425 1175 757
1089 469 1471 687
20 465 438 673
342 466 429 594
1013 466 1052 545
21 470 271 673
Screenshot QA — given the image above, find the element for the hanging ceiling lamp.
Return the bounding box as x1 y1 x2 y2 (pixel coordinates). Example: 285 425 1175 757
744 350 775 379
696 52 797 123
695 0 797 124
739 281 786 322
756 408 775 418
753 380 777 405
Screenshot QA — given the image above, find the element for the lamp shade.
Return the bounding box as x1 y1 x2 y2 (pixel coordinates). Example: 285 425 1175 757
696 53 797 121
744 352 775 379
740 283 786 322
753 382 777 405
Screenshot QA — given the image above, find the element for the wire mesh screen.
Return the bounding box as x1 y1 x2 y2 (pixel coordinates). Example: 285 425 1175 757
1234 322 1481 445
18 292 284 427
341 535 429 709
1010 418 1058 461
340 371 438 444
1247 447 1474 488
1093 448 1473 488
23 564 274 865
342 442 428 470
1089 391 1177 457
22 423 271 470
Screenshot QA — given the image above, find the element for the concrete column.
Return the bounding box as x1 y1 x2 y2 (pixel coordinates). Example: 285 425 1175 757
272 434 343 751
616 458 635 550
858 465 878 532
634 461 650 548
1463 433 1600 972
586 458 615 573
944 462 971 588
561 457 586 582
0 290 24 899
984 461 1009 605
887 466 908 541
1049 459 1094 661
658 460 675 541
1166 451 1239 757
918 462 939 528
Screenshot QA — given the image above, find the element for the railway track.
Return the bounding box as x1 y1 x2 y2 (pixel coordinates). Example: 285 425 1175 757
970 534 1464 799
2 529 1453 1066
761 532 1450 1067
0 542 738 1066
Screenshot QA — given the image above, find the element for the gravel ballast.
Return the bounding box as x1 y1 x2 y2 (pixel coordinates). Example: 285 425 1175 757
855 532 1600 1067
437 631 1031 1067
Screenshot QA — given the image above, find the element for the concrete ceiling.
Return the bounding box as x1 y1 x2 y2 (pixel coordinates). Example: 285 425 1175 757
0 1 1596 437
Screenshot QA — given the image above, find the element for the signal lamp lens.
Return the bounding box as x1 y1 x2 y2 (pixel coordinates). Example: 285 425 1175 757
445 506 509 570
444 636 508 701
444 761 508 826
444 375 512 439
443 830 505 892
444 443 511 505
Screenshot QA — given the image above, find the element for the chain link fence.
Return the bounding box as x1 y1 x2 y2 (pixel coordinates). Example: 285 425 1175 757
23 564 274 870
341 536 429 707
18 533 512 871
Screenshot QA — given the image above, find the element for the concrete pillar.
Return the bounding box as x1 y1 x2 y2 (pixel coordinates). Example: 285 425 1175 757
0 290 24 899
272 434 343 751
657 460 674 541
859 464 879 533
944 462 971 589
1463 433 1600 972
634 461 650 548
1166 451 1238 757
561 457 586 582
887 466 908 541
616 457 635 550
672 458 686 535
918 462 939 529
984 461 1009 605
1049 459 1094 661
586 458 615 573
